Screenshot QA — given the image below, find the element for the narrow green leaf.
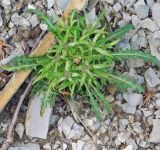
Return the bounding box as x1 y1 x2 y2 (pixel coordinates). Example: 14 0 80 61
91 84 112 114
106 24 134 41
111 50 160 67
27 9 55 33
85 84 101 119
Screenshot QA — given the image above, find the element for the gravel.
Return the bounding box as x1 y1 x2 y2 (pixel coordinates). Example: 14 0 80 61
15 123 25 139
9 143 40 150
0 15 3 27
134 0 149 19
1 0 160 149
121 103 136 114
123 92 143 106
141 18 159 32
58 116 84 139
47 0 55 9
149 119 160 143
152 3 160 27
144 68 160 88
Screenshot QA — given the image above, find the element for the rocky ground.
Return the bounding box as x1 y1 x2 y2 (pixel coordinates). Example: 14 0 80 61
1 0 160 150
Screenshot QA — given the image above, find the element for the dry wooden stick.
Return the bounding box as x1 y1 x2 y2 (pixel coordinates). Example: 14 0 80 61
1 80 33 150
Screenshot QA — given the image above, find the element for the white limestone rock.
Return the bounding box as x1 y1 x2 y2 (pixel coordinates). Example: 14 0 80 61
149 119 160 143
152 3 160 27
144 68 160 88
141 18 159 32
134 0 149 18
25 95 52 139
123 92 143 106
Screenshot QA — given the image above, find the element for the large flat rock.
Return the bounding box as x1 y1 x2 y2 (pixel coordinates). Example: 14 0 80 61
25 94 52 139
9 143 40 150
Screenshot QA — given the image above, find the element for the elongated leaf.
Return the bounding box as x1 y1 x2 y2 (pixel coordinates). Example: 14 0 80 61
91 84 111 114
105 24 134 41
85 84 101 119
27 9 55 33
2 56 49 71
94 71 143 92
111 50 160 67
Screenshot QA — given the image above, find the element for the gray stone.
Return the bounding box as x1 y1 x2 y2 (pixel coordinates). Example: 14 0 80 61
9 143 40 150
156 99 160 107
29 15 39 28
67 122 84 139
8 21 14 28
113 2 122 12
128 70 144 85
0 15 3 27
47 0 55 9
153 30 160 39
47 9 58 23
115 139 121 146
84 117 101 132
25 95 52 139
82 140 96 150
86 8 97 24
58 116 74 137
145 0 154 7
126 138 138 150
123 12 131 22
49 115 57 125
123 92 143 106
149 37 160 61
152 3 160 27
43 143 52 150
141 109 153 117
131 15 142 27
118 39 130 50
106 0 114 5
57 0 71 10
63 143 67 150
149 119 160 143
76 140 85 150
87 0 98 11
134 0 149 18
15 123 24 139
127 58 145 68
72 143 77 150
130 34 140 49
119 0 125 5
154 109 160 116
28 4 36 10
141 18 159 32
40 23 48 31
117 132 126 143
148 116 154 125
59 116 84 139
118 20 127 27
120 119 129 126
2 0 11 8
125 0 136 9
144 68 160 87
123 145 134 150
132 122 143 133
139 140 147 148
11 13 30 27
122 103 136 114
8 28 16 37
138 29 147 48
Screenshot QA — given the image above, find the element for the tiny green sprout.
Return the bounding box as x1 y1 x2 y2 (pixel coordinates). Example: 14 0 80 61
3 9 160 119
